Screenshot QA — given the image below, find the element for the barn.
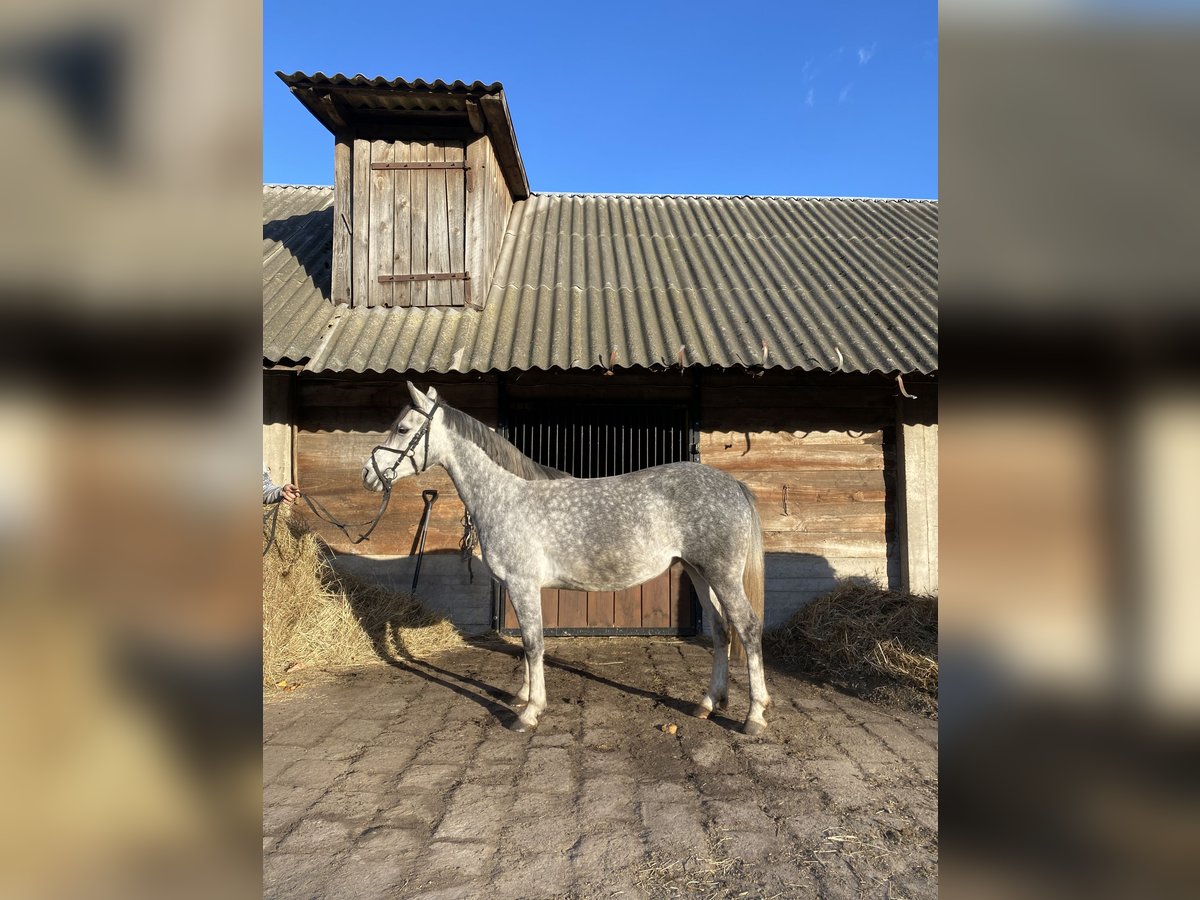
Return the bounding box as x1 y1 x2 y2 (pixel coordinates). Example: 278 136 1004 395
263 73 937 637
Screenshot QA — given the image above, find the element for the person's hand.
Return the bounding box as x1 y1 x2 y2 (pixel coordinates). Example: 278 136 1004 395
281 484 301 504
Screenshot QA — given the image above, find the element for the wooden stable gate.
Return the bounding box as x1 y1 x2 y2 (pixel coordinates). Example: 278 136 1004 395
499 403 700 635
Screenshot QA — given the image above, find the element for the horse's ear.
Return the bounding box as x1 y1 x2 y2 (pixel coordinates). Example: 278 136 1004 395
406 381 427 409
426 386 439 401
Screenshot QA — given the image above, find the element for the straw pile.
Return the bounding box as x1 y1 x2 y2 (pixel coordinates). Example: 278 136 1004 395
263 509 464 687
764 580 938 714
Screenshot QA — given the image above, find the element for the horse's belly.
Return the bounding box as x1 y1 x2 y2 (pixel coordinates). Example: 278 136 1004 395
544 546 676 592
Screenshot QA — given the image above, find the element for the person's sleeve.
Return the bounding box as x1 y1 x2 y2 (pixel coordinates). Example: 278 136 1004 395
263 466 283 504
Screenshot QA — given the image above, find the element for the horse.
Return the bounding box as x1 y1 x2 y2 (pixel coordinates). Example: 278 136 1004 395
362 382 771 735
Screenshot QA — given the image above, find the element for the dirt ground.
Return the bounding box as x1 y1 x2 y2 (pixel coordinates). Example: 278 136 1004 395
264 637 937 899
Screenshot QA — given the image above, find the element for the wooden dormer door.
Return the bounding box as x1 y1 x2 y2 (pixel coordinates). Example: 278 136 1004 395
354 138 469 309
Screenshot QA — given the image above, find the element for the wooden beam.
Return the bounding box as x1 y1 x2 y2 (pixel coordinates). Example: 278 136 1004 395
478 93 530 200
465 98 485 133
370 161 468 170
311 91 348 129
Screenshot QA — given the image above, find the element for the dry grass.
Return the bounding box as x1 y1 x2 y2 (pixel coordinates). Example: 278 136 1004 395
763 580 937 714
263 509 464 687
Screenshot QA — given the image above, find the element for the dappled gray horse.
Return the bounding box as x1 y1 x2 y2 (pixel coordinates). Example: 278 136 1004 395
362 383 771 734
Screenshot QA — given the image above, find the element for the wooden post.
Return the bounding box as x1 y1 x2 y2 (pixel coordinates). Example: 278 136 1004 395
263 372 294 485
896 388 939 596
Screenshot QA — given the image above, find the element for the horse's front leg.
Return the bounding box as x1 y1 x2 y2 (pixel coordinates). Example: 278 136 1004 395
508 582 546 732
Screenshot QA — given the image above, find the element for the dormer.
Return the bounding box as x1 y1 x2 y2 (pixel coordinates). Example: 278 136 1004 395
277 73 530 309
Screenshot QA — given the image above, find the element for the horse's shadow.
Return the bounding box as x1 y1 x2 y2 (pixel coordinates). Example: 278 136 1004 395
399 635 743 733
352 616 741 733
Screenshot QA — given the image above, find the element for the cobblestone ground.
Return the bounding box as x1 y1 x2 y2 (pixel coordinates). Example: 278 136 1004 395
264 638 938 899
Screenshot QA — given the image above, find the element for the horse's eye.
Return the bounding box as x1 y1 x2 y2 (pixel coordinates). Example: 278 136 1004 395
397 426 410 435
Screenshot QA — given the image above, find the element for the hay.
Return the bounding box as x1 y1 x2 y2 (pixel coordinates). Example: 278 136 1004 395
263 508 464 687
764 580 937 713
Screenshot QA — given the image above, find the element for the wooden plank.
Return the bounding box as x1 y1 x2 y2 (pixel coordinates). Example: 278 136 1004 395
540 588 559 629
332 132 351 304
425 142 452 307
368 140 393 308
558 589 588 628
445 142 466 306
297 378 498 411
466 137 487 297
488 136 512 277
702 409 893 433
298 406 495 434
757 501 887 532
613 585 642 627
735 472 887 507
392 140 411 307
504 593 518 629
408 141 428 307
700 428 884 447
351 137 372 308
641 571 671 628
701 385 894 410
587 591 615 628
701 441 884 472
762 531 888 556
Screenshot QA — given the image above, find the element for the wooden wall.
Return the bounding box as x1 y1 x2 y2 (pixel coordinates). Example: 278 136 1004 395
280 369 923 634
697 372 898 627
333 132 513 311
466 135 513 299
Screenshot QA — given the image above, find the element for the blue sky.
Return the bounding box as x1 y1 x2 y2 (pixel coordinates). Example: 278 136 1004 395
264 1 936 198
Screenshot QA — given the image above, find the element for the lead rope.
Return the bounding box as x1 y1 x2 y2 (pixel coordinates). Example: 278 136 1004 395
263 500 283 556
262 398 442 557
460 512 478 583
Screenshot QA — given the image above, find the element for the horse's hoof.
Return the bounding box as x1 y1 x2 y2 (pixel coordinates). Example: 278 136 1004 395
691 703 712 720
717 696 729 711
511 715 538 733
742 719 767 737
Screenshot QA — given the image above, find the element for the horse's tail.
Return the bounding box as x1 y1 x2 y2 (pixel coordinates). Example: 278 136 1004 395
730 480 765 664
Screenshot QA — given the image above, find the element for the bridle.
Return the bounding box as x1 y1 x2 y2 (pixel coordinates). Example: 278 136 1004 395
264 398 441 553
366 396 441 488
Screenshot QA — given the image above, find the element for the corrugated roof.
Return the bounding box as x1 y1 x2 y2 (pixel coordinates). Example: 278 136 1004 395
277 72 505 95
263 186 937 376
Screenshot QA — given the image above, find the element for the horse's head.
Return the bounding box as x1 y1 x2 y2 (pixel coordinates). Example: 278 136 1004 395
362 382 442 492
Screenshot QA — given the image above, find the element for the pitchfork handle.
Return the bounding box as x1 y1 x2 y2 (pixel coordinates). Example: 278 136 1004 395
412 490 439 592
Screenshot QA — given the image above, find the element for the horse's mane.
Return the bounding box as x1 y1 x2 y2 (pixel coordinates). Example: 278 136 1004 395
440 403 572 481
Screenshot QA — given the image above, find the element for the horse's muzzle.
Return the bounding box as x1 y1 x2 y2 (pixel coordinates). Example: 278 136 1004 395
363 467 384 492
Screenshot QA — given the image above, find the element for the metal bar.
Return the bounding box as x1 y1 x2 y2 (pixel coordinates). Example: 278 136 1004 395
377 272 470 283
370 161 469 170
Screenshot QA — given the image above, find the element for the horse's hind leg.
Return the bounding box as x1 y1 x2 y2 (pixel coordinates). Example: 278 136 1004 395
684 565 730 719
708 575 771 736
508 582 547 732
515 655 531 707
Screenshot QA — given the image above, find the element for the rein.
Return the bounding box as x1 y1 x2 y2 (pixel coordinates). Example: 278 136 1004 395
261 398 441 554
